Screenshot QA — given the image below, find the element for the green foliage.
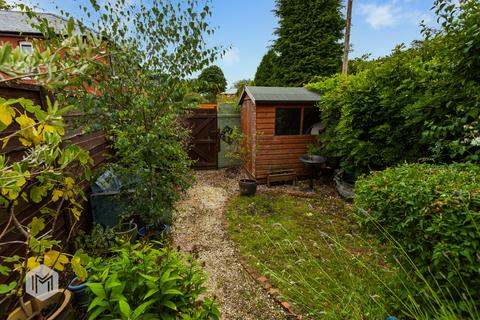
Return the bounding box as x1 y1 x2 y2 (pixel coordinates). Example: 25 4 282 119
0 0 218 313
232 79 253 96
198 65 227 101
0 96 93 304
0 0 11 9
355 163 480 317
254 49 282 87
75 224 115 258
306 0 480 175
87 241 220 320
306 46 433 175
183 92 207 104
0 14 106 90
224 127 260 178
255 0 344 86
0 8 106 311
64 0 221 226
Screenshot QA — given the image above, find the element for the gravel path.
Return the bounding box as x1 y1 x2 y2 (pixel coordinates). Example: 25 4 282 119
172 169 289 320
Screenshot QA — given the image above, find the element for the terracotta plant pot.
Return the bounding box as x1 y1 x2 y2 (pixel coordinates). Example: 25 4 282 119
239 179 257 196
7 289 74 320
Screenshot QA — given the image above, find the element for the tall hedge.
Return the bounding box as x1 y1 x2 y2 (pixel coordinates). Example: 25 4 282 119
255 0 344 86
355 163 480 314
306 0 480 175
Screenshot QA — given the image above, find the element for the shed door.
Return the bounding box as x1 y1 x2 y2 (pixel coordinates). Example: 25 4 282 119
186 108 219 169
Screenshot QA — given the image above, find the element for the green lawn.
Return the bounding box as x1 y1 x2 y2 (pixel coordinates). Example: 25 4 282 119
227 190 394 320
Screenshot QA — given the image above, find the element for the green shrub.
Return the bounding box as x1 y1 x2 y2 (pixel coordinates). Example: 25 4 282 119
306 45 435 175
306 0 480 175
355 163 480 315
87 242 220 319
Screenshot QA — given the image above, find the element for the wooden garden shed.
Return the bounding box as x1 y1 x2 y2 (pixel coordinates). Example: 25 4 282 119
239 86 321 183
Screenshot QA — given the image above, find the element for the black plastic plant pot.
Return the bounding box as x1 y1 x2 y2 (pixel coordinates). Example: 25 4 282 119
112 222 137 242
239 179 257 196
68 277 90 306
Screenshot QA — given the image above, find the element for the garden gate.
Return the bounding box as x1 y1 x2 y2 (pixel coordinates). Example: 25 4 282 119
186 107 219 169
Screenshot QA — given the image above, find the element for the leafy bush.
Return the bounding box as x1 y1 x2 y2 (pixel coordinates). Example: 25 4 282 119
355 163 480 315
64 0 221 227
306 0 480 175
87 242 220 319
0 16 103 312
75 224 116 258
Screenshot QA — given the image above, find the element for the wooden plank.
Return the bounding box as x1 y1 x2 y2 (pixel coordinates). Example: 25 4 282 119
257 130 274 136
255 107 275 113
256 158 305 165
256 163 306 170
185 108 218 169
256 123 275 130
256 148 307 156
257 155 307 162
256 118 274 124
258 143 309 150
0 83 109 264
257 137 316 145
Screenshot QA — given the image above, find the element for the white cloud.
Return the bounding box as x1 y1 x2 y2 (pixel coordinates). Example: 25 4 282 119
359 3 398 29
5 0 48 12
405 11 434 26
221 47 240 66
359 1 435 30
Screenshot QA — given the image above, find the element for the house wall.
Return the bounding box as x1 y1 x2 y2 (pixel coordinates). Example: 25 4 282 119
0 33 41 47
254 103 316 182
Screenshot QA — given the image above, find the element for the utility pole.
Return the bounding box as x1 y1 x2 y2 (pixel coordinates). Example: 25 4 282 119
342 0 353 75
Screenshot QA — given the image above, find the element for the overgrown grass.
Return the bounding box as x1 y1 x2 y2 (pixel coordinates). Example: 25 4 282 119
227 191 395 319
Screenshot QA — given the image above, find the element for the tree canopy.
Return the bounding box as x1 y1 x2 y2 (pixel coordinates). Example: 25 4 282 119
233 79 253 96
0 0 11 9
198 65 227 101
306 0 480 175
255 0 344 86
254 48 282 86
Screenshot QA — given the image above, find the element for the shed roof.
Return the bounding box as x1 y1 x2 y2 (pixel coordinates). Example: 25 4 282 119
0 10 68 35
239 86 320 105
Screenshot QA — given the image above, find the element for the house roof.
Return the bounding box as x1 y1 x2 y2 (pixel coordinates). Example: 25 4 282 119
239 86 320 105
0 10 68 35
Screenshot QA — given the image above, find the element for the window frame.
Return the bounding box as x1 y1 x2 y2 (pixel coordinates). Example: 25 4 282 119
19 41 33 54
274 105 318 137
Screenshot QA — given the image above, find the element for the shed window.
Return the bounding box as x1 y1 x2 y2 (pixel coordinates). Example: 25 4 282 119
275 108 301 135
303 107 321 134
19 41 33 54
275 106 320 136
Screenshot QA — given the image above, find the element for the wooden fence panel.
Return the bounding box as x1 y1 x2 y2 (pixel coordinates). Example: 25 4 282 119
0 82 109 261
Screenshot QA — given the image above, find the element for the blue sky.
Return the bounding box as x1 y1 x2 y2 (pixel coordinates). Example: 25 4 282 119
10 0 436 87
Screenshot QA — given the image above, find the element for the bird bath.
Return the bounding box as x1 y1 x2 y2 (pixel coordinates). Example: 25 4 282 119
299 154 326 191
